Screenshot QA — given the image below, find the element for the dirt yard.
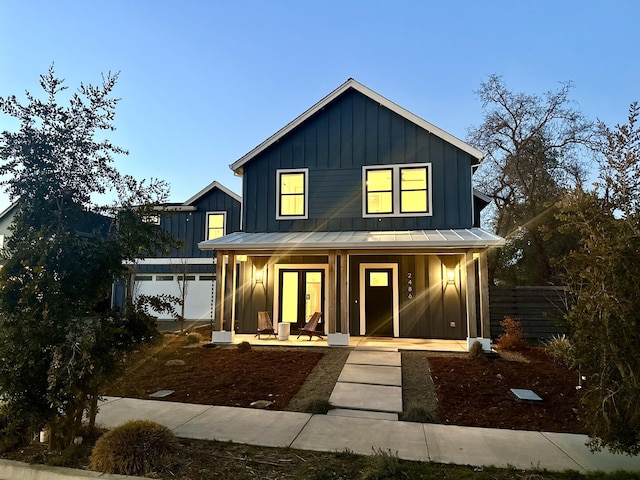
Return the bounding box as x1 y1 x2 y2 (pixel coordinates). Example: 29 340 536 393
105 335 584 433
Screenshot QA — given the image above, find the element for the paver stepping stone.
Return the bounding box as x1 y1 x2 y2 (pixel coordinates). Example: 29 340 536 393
329 383 402 413
338 364 401 386
347 350 401 367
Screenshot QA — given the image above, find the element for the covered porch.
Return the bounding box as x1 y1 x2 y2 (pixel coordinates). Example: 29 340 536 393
198 229 504 349
215 333 469 352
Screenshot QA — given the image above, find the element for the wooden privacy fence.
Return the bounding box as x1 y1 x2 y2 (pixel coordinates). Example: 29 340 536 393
489 286 571 340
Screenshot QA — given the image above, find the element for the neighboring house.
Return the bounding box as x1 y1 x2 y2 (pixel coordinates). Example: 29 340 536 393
199 79 505 347
0 203 17 266
123 181 242 321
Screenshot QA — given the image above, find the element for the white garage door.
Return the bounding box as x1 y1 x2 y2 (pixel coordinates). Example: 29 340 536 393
133 273 215 320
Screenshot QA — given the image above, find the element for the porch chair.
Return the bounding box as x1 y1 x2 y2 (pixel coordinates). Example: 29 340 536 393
255 311 277 339
297 312 324 341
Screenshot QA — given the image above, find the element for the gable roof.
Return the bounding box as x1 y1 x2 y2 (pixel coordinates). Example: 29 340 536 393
184 180 242 206
230 78 484 175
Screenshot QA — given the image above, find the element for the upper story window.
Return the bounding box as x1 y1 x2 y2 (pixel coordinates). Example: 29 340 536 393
363 163 432 217
276 168 308 220
206 212 226 240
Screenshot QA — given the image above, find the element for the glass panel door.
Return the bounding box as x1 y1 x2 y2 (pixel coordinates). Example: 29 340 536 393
281 271 299 323
304 271 323 323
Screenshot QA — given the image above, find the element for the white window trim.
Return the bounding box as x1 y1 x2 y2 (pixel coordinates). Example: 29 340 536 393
205 211 227 241
276 168 309 220
273 263 329 334
362 163 433 218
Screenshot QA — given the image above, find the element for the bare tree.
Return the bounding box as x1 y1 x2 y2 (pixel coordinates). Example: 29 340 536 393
468 75 594 284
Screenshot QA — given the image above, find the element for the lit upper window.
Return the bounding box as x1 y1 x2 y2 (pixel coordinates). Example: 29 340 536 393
206 212 225 240
363 163 431 217
400 167 428 213
277 168 308 219
365 169 393 214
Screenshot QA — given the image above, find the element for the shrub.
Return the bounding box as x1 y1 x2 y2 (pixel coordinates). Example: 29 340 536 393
361 448 403 480
467 340 485 359
0 404 31 453
402 401 437 423
237 341 252 353
184 332 203 345
302 397 332 414
543 334 575 367
89 420 177 476
496 316 527 351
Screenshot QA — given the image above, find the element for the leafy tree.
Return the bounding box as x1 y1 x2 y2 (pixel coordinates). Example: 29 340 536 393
557 102 640 455
468 75 593 285
0 66 177 449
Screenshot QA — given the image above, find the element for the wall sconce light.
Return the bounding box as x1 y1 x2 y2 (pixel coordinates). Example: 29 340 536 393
447 268 456 284
255 268 264 284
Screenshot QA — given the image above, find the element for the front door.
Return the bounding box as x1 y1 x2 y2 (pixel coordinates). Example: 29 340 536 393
364 268 394 336
279 269 324 331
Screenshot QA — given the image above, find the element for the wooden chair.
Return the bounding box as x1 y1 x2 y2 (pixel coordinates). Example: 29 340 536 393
297 312 324 340
255 311 276 339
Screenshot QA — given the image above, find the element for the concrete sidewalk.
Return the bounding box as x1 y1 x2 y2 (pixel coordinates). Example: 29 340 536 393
94 396 640 474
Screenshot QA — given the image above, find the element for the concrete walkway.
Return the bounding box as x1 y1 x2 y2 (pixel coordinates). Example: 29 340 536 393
328 349 402 420
91 396 640 474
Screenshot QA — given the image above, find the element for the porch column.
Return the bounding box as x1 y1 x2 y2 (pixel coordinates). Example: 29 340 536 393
327 251 337 333
465 250 478 338
225 252 236 332
214 250 225 331
339 251 349 333
478 250 491 337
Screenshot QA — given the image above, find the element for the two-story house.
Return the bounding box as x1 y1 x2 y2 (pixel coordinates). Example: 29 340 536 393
124 180 242 322
199 79 504 347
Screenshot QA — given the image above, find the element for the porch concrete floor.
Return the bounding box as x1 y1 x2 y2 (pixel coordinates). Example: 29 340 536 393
215 333 469 352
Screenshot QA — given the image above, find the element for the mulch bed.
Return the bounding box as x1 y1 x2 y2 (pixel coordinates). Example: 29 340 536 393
105 341 323 410
428 347 585 433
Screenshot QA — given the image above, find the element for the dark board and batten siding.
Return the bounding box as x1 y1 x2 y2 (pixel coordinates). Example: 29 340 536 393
242 88 475 233
158 188 242 258
489 286 571 340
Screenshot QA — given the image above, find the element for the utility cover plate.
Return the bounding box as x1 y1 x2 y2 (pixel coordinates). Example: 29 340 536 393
510 388 543 403
149 390 174 398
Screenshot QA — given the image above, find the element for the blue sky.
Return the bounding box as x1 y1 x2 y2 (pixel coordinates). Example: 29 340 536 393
1 0 638 213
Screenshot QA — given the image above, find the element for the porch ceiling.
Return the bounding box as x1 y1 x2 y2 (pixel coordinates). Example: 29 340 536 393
198 228 505 251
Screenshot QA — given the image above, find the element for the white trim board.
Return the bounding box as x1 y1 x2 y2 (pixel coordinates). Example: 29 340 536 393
125 257 215 265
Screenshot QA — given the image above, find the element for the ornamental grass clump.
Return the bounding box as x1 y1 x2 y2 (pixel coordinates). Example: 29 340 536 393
184 332 203 345
89 420 177 476
543 334 575 367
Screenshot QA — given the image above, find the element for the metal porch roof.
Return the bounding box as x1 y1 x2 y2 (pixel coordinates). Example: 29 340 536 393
198 228 504 251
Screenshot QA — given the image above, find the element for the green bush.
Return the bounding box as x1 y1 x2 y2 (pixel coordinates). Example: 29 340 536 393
237 341 252 353
543 334 575 367
89 420 177 476
0 404 32 453
184 332 203 345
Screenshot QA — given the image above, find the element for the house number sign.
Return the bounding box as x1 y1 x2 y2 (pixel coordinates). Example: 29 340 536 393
407 272 413 299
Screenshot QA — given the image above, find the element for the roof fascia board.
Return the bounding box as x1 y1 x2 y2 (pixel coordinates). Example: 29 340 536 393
230 78 484 174
184 180 242 205
0 202 18 220
153 205 197 212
